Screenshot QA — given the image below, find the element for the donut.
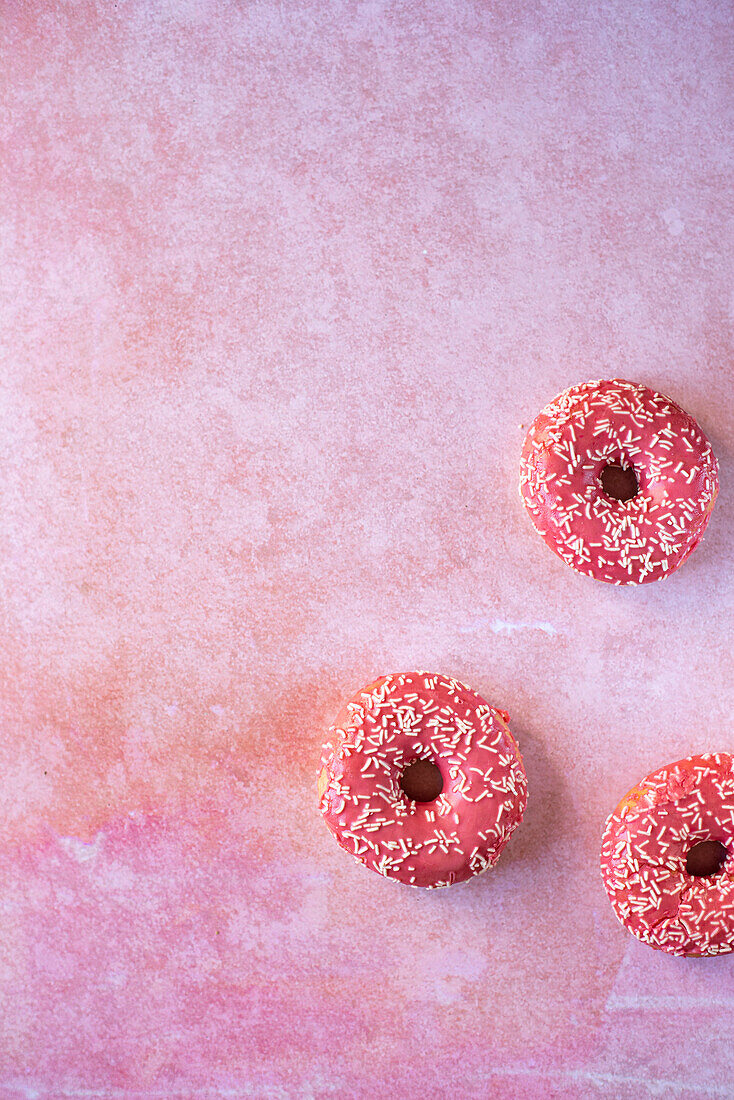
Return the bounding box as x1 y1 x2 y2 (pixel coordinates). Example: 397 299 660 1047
519 378 719 584
600 754 734 957
317 671 527 888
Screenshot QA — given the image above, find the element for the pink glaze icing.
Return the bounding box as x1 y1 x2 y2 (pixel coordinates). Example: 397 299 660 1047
318 672 527 889
520 378 719 585
600 753 734 957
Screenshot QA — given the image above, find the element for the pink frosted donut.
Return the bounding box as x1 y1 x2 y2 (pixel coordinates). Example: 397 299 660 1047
317 672 527 888
520 378 719 584
600 754 734 957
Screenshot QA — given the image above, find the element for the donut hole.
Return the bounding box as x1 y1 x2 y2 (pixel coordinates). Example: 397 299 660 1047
400 759 443 803
600 463 639 502
685 840 728 878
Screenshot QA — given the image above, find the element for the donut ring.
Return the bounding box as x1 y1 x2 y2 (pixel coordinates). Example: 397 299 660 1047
317 672 527 888
600 754 734 957
520 378 719 584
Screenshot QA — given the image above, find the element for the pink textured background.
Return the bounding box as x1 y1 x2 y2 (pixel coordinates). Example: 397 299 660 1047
1 1 733 1096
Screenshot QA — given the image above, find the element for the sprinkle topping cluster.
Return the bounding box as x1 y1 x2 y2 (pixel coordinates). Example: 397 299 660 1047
600 754 734 957
318 672 528 888
520 378 719 585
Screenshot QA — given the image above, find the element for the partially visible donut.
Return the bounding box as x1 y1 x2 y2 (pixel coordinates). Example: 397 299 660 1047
600 754 734 957
520 379 719 584
317 672 527 888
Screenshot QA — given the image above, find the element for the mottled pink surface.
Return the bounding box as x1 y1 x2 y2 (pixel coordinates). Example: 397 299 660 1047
1 1 733 1097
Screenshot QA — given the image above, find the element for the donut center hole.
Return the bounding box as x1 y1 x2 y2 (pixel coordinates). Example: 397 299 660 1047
600 463 639 502
685 840 728 878
400 759 443 803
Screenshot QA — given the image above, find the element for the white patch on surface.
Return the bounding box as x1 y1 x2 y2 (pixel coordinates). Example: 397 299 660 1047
661 207 684 236
488 619 557 635
58 833 104 863
459 617 558 635
475 1066 733 1097
0 1086 41 1100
